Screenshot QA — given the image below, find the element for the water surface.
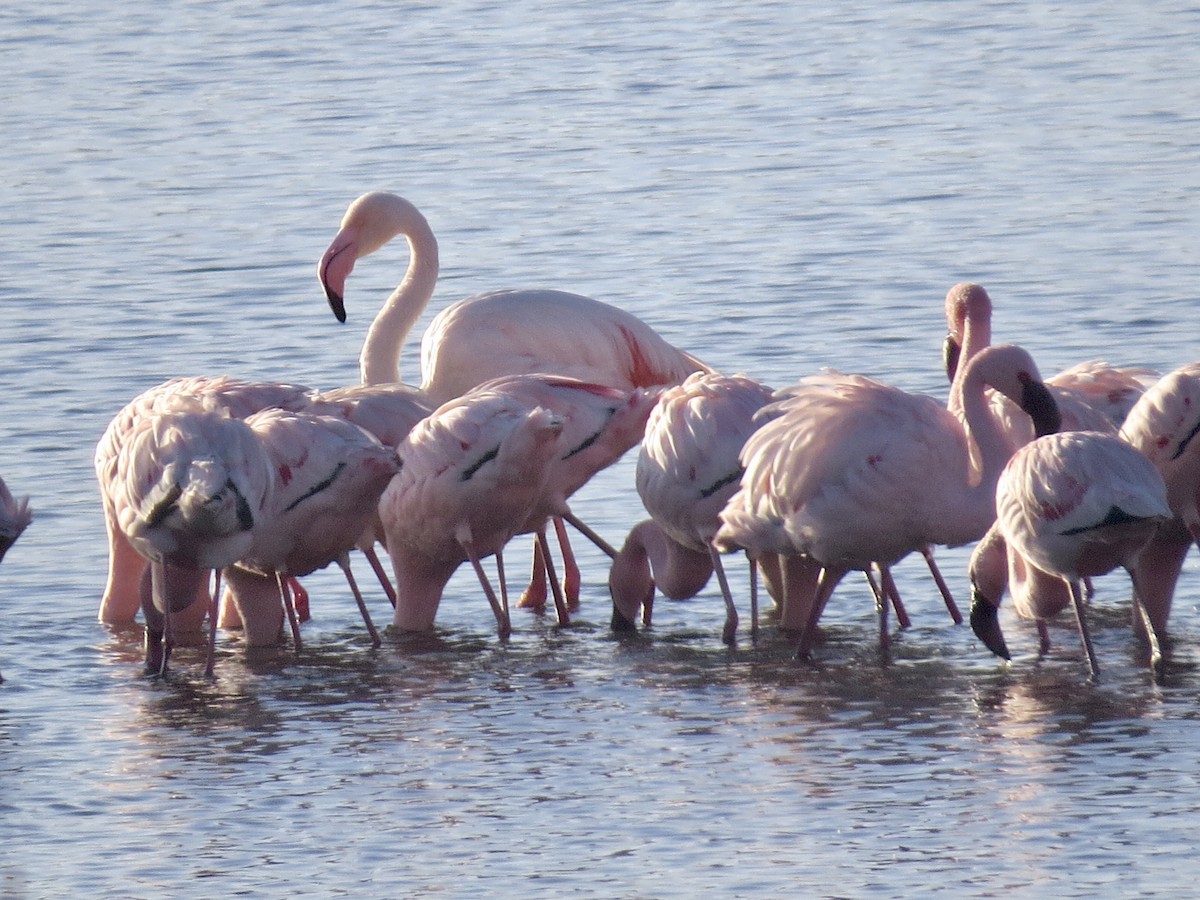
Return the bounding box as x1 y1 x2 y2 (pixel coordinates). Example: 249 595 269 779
2 1 1200 895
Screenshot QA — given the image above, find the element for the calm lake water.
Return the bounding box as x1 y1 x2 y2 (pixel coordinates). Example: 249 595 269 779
3 1 1200 895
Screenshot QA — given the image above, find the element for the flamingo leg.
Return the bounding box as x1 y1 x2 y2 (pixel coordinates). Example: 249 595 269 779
517 541 549 610
1068 578 1100 679
1036 619 1052 657
864 566 889 652
536 530 570 626
796 567 845 659
747 553 759 643
462 540 511 639
707 544 738 644
205 569 221 678
362 544 397 608
336 554 381 648
877 565 911 630
920 545 963 624
561 509 619 559
553 516 581 608
495 550 509 623
275 572 304 653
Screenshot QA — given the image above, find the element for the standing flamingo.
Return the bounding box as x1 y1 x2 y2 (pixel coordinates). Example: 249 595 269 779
608 372 777 643
318 191 711 604
974 430 1170 677
467 374 659 625
221 409 401 653
716 344 1061 659
107 402 275 674
1118 362 1200 663
95 375 314 627
379 383 565 636
942 282 1155 447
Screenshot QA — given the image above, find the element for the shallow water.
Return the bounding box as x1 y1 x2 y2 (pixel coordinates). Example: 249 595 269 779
3 1 1200 895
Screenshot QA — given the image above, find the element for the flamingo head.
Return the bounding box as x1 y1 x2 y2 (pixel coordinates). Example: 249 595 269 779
318 225 360 322
967 528 1011 661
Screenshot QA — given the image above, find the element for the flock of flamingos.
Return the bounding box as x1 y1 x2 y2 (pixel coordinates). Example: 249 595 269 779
2 191 1198 684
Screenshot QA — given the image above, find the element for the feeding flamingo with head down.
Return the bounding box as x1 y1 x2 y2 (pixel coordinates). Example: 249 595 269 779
378 381 566 637
972 430 1169 678
318 191 712 608
1117 362 1200 669
607 372 778 643
95 375 314 631
106 401 275 674
716 344 1061 660
219 408 401 653
464 374 658 626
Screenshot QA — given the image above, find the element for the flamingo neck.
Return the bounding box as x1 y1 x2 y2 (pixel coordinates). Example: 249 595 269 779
359 222 440 387
953 365 1012 537
948 303 993 417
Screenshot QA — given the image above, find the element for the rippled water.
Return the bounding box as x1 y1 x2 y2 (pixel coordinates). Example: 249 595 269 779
3 1 1200 895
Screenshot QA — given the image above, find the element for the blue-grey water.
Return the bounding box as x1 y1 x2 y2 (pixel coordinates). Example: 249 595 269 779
3 1 1200 895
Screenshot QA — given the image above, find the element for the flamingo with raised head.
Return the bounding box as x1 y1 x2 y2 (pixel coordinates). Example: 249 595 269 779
221 409 401 652
318 191 712 604
973 430 1170 678
716 344 1061 659
608 372 778 643
942 282 1156 447
379 382 565 637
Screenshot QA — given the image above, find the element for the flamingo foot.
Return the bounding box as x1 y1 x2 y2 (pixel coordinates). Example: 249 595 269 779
517 578 548 610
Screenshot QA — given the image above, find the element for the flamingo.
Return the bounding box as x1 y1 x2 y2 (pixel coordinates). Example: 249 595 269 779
0 476 31 684
608 372 778 643
378 382 566 637
0 476 31 566
466 374 659 625
1118 362 1200 661
715 344 1061 659
107 402 276 674
221 409 401 654
95 375 314 628
318 191 711 604
942 282 1156 447
972 430 1170 678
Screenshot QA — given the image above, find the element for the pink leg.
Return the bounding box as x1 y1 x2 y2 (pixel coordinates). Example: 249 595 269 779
536 530 570 626
462 540 511 639
877 565 911 630
553 516 581 609
275 573 304 652
708 544 738 644
336 555 381 647
865 566 890 652
746 553 759 642
920 545 962 624
1068 579 1100 679
518 540 549 610
362 544 398 608
797 567 846 659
